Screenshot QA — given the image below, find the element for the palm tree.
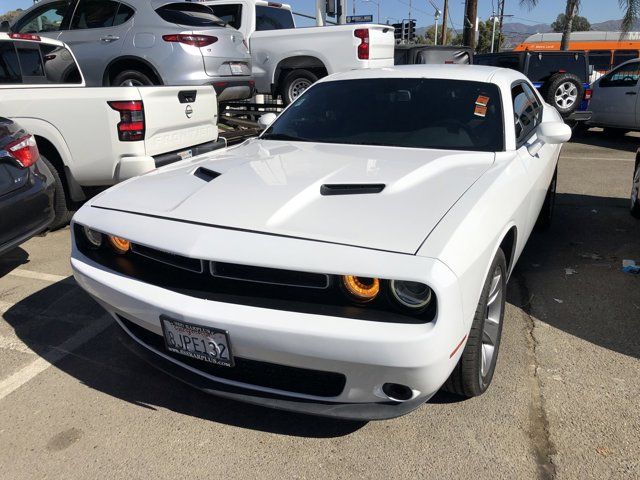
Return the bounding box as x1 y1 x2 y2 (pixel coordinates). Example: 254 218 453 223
521 0 640 50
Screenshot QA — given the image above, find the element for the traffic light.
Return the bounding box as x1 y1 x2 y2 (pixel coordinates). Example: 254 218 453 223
392 23 403 43
408 20 416 41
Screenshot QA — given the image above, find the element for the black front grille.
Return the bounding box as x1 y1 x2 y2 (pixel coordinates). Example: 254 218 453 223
211 261 329 289
118 315 346 398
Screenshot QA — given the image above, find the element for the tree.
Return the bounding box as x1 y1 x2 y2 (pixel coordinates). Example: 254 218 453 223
0 9 23 24
417 25 458 45
450 19 503 52
551 13 590 32
521 0 640 50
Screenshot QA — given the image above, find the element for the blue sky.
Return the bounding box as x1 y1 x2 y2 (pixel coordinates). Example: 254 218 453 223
1 0 630 31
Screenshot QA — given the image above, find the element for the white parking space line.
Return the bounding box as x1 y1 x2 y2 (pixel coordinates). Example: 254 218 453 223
561 155 635 162
7 269 71 284
0 315 111 402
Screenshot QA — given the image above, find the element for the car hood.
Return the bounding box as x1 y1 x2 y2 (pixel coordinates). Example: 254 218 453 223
92 140 494 254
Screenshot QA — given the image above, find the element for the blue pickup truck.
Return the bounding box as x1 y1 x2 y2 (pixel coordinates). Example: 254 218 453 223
475 51 592 124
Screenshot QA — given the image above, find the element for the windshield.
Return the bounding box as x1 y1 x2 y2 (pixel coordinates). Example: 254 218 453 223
262 78 504 152
527 53 588 83
155 3 225 27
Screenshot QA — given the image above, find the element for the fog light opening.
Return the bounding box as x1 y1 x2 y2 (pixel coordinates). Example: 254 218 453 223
381 383 413 402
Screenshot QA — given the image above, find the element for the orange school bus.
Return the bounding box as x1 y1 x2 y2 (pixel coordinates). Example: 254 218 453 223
515 31 640 73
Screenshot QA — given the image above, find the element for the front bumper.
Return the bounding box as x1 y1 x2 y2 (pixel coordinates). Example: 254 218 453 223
70 211 467 420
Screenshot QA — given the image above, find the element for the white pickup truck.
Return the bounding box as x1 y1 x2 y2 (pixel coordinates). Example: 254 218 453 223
197 0 395 103
0 33 221 228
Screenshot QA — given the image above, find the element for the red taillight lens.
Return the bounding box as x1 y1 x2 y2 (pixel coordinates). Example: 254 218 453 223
162 34 218 48
584 88 592 100
108 101 145 141
354 28 369 60
6 135 39 168
9 33 41 41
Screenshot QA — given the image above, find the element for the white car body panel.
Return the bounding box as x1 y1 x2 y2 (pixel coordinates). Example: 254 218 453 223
71 65 568 419
200 0 395 94
0 34 218 190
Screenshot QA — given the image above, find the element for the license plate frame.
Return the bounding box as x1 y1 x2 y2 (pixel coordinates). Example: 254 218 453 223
160 315 234 367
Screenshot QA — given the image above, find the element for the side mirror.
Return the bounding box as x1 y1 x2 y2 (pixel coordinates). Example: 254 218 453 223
0 21 10 33
257 112 277 130
527 122 572 155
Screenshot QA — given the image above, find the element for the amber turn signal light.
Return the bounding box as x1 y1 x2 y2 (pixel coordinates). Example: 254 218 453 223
342 275 380 302
108 235 131 254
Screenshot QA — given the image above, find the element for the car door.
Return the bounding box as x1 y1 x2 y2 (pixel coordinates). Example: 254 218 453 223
590 60 640 128
57 0 134 86
512 82 551 234
13 0 74 40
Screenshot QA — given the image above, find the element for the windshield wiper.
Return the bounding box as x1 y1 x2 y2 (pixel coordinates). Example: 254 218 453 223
261 133 309 142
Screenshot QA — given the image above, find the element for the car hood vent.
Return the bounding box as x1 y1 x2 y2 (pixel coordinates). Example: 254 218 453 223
320 183 386 196
193 167 221 182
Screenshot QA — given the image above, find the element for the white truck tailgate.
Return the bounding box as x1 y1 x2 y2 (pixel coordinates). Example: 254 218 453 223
140 86 218 157
368 25 395 61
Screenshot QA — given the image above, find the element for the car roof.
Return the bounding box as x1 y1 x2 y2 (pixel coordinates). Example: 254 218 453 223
0 32 66 48
322 64 526 84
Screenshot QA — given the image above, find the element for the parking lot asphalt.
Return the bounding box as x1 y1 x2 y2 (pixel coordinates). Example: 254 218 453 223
0 130 638 480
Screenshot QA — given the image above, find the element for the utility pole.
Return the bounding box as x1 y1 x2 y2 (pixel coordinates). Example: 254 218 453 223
496 0 505 52
490 13 499 52
440 0 449 45
428 1 441 45
462 0 478 50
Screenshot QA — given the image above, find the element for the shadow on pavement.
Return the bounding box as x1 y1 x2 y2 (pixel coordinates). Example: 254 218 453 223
572 128 639 153
507 192 640 360
3 280 366 437
0 247 30 278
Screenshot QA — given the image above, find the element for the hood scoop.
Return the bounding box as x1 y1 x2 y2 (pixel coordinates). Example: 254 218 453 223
320 183 386 196
193 167 221 182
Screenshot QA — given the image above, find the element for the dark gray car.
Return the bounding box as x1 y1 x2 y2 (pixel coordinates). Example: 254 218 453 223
9 0 254 101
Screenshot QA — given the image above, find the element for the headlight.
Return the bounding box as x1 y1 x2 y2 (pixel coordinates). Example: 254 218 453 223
107 235 131 254
390 280 433 310
82 226 103 249
341 275 380 303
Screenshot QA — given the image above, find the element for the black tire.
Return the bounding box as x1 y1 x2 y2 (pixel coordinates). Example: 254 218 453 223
543 72 583 117
40 155 74 230
631 159 640 219
443 249 507 398
281 69 318 105
112 69 154 87
535 167 558 230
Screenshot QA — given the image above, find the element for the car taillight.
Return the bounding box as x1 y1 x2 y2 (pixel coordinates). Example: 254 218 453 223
354 29 369 60
9 33 41 41
162 34 217 48
108 101 145 142
6 135 39 168
584 88 592 100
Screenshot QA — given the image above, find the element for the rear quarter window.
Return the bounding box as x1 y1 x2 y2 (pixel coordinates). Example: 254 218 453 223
526 53 588 83
255 6 294 31
156 3 225 27
0 42 21 84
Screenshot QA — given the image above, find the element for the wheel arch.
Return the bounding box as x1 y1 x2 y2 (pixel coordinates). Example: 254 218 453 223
498 225 518 279
273 55 328 91
34 135 85 202
102 56 163 86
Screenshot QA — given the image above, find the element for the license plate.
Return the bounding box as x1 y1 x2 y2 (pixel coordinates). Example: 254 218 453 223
230 62 244 75
160 316 234 367
177 149 192 160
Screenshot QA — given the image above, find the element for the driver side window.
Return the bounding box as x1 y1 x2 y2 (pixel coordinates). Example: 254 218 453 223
512 82 542 147
17 1 71 33
600 61 640 88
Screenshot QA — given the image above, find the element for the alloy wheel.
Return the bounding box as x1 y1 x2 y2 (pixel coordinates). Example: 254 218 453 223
481 266 503 382
632 164 640 209
120 79 144 87
554 82 578 109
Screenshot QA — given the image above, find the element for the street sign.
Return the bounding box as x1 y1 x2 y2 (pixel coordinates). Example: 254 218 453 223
346 15 373 23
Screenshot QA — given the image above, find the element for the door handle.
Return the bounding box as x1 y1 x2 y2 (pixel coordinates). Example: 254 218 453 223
100 35 120 43
626 91 637 95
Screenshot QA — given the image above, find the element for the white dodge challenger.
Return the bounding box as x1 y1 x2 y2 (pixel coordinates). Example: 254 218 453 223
71 65 571 420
